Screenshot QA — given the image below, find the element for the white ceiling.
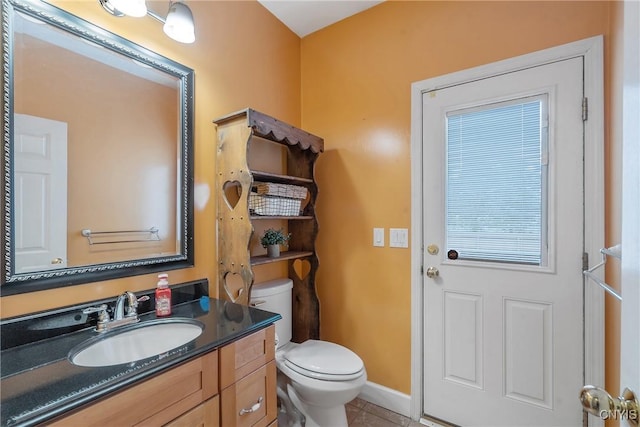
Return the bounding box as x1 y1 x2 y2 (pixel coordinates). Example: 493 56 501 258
257 0 383 38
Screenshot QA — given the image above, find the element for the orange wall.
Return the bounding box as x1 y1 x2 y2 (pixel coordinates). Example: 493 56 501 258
301 0 615 393
0 0 300 317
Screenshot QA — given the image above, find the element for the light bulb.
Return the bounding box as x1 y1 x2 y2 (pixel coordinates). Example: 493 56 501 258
163 1 195 44
110 0 147 18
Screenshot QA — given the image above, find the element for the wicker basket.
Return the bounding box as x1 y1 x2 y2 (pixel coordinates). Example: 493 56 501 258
254 182 308 200
248 182 308 216
249 193 302 216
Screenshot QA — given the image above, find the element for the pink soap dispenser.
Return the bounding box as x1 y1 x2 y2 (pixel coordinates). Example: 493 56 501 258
155 273 172 317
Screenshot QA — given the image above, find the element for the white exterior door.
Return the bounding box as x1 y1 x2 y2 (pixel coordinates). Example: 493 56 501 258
620 1 640 423
14 114 67 273
421 57 585 426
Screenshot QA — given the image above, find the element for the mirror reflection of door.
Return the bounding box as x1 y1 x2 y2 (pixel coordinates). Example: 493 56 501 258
14 114 67 273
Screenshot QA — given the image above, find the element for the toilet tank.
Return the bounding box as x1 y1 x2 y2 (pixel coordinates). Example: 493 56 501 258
250 278 293 347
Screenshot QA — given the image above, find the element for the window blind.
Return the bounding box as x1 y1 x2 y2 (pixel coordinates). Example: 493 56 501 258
445 97 547 265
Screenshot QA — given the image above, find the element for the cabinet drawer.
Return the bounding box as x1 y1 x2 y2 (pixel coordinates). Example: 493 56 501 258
220 325 275 389
164 395 219 427
221 360 277 427
47 351 218 427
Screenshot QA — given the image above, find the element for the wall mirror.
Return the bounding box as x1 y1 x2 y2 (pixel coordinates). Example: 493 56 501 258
1 0 195 296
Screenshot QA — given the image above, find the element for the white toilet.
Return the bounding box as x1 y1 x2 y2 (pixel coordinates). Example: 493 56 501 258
251 278 367 427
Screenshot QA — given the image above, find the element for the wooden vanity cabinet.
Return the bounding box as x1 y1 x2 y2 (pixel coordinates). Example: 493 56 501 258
44 326 277 427
220 325 277 427
164 396 219 427
47 351 219 427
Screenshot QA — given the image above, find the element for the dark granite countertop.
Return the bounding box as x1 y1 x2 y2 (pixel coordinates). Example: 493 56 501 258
0 284 280 427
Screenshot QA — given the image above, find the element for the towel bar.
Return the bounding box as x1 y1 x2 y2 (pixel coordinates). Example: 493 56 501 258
583 244 622 301
81 227 160 245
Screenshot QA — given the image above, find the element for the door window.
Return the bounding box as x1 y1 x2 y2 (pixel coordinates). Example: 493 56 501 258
445 95 548 265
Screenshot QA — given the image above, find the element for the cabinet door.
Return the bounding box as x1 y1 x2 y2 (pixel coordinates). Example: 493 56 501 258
164 396 219 427
221 360 277 427
220 325 275 389
47 351 218 427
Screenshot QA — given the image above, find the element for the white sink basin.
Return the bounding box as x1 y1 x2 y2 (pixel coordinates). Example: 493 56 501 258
69 318 204 367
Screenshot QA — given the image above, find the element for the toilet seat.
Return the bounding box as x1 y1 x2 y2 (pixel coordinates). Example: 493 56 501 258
283 340 364 381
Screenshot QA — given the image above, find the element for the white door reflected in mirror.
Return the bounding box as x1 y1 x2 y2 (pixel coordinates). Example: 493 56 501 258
14 114 67 273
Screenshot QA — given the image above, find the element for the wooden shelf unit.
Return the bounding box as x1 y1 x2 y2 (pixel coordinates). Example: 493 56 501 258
250 216 314 221
250 251 315 266
251 170 314 185
214 108 324 342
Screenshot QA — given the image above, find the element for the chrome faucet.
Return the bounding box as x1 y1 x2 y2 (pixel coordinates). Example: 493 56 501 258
83 291 148 332
114 291 138 321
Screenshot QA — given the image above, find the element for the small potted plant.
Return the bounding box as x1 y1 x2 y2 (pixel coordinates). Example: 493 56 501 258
260 228 291 258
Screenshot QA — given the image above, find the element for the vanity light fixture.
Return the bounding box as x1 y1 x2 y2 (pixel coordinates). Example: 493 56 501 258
109 0 147 17
160 2 196 44
98 0 196 44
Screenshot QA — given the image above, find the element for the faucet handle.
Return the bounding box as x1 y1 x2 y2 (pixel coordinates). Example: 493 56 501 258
83 304 110 331
83 304 108 317
129 295 150 317
124 294 150 318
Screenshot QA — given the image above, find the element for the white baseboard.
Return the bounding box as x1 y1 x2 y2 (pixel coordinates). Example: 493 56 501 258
358 381 411 418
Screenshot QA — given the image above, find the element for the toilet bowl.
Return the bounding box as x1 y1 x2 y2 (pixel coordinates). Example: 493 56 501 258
251 278 367 427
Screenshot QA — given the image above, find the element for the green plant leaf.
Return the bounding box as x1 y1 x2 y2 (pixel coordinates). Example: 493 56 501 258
260 228 291 248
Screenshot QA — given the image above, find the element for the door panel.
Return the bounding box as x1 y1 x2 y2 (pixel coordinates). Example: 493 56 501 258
443 291 483 389
503 299 552 409
423 57 584 426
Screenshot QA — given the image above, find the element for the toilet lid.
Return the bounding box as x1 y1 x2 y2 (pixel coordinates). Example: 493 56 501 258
284 340 364 381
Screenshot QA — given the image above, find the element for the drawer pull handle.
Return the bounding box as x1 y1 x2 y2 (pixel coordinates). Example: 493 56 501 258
239 396 264 416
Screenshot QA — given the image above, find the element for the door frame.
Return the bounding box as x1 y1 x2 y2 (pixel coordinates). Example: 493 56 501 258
409 36 605 424
620 0 640 397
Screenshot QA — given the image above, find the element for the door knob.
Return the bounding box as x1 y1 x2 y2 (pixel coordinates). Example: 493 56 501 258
426 267 439 279
580 385 639 424
51 257 63 264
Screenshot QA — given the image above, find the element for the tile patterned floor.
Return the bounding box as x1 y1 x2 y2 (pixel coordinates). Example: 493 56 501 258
346 398 424 427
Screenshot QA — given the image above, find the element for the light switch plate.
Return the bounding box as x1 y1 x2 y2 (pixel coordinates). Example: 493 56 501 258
390 228 409 248
373 228 385 247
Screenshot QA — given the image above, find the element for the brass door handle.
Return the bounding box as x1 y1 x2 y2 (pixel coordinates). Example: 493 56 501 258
580 385 638 424
426 267 439 279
